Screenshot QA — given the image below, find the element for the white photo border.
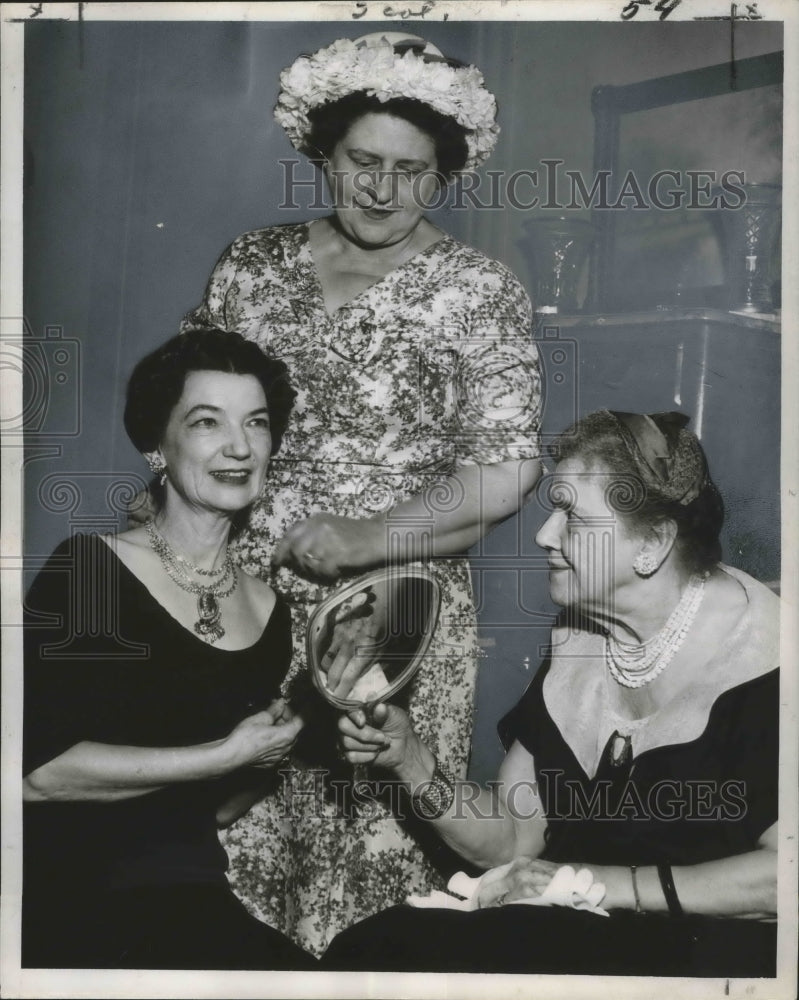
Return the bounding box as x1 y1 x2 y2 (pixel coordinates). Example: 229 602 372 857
1 2 796 998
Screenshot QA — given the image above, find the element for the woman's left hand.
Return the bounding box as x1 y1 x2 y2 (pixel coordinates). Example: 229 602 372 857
338 703 411 772
477 856 562 907
272 513 383 581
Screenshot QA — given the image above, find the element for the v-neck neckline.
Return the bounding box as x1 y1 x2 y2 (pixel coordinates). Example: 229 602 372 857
302 219 453 319
96 533 278 654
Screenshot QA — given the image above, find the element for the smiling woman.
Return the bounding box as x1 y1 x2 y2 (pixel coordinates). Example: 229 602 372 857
119 329 296 646
151 371 272 504
22 330 316 969
325 410 778 977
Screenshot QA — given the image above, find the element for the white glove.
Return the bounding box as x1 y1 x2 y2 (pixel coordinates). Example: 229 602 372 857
408 863 609 917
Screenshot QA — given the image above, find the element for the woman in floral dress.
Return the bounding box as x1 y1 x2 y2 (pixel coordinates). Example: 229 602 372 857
181 32 543 955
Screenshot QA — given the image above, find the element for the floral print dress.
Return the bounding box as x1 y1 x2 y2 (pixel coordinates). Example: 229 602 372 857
182 221 541 955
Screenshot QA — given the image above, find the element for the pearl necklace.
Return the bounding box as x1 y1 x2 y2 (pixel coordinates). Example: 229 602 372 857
145 520 238 644
605 573 707 689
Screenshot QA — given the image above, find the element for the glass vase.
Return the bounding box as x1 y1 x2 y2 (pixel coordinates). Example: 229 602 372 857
518 216 595 313
713 182 781 314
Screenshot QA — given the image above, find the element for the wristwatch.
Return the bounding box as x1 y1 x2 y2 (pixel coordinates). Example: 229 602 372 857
411 759 456 820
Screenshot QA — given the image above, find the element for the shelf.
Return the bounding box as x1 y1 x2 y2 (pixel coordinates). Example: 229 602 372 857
535 307 781 334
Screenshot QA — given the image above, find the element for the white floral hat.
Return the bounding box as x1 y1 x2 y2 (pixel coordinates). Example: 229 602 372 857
274 32 500 173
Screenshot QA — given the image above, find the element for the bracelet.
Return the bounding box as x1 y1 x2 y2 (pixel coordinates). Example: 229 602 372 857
657 863 684 918
411 759 456 820
629 865 643 913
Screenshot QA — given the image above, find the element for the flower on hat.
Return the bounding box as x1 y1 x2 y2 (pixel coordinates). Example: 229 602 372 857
274 36 499 172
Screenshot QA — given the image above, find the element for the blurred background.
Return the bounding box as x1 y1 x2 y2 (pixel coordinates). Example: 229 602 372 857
21 15 783 780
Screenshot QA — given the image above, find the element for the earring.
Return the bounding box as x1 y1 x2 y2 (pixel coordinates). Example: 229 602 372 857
146 455 167 486
633 552 658 577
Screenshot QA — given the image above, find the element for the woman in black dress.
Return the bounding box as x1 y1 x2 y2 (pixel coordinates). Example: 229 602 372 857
22 329 314 969
328 410 779 977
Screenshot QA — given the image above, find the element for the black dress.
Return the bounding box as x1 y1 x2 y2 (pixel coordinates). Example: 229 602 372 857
22 533 314 969
323 568 779 977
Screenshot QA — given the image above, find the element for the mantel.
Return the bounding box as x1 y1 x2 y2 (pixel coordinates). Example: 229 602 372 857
537 307 781 335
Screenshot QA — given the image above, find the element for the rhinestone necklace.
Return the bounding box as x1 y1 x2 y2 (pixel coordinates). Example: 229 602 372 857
170 548 230 579
145 520 238 644
605 573 707 689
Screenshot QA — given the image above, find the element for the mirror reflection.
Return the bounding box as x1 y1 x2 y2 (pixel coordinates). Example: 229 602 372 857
307 569 440 710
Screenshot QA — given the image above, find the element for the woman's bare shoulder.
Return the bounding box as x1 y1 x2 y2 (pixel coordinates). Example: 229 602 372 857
97 528 160 584
105 526 151 550
238 570 278 617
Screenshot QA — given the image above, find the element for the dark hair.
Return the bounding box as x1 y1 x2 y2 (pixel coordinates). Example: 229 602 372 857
305 92 469 182
124 328 295 456
549 410 725 574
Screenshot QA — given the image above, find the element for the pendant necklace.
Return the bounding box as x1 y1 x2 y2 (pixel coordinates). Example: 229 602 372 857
145 520 238 644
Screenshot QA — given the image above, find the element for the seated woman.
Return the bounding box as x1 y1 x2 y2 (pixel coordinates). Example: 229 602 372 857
22 329 315 969
327 410 778 977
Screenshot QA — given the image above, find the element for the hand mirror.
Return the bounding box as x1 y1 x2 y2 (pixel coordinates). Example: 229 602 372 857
307 566 440 784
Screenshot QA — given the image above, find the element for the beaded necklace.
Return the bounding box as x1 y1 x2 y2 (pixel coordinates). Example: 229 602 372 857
605 573 707 689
